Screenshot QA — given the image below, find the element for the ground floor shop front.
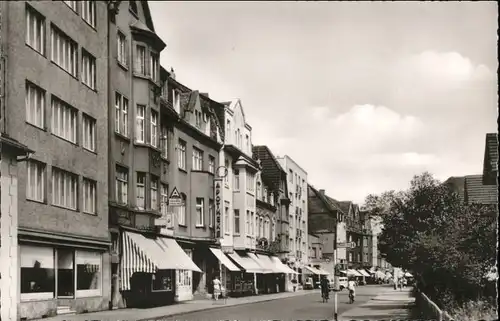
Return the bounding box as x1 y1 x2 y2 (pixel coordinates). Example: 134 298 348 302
16 229 111 320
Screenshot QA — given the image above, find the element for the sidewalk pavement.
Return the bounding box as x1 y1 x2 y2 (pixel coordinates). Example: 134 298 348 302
33 289 319 321
339 286 415 321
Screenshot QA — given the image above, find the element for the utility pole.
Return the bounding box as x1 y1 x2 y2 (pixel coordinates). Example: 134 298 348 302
333 236 338 321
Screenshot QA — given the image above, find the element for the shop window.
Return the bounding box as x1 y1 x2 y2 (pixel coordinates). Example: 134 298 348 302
20 246 103 301
20 245 55 301
152 270 173 292
177 270 191 287
76 250 102 297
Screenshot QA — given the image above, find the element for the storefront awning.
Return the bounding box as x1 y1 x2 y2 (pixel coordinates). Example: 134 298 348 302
270 257 299 274
303 266 322 275
121 231 202 291
317 268 330 275
209 248 241 272
347 269 364 277
255 254 285 274
357 269 371 277
340 270 348 274
247 253 274 274
227 251 266 274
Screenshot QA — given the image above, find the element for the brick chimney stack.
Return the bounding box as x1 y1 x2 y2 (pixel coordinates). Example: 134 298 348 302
319 189 325 195
170 67 176 80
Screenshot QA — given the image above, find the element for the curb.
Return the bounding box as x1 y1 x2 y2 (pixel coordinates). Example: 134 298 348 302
138 290 319 321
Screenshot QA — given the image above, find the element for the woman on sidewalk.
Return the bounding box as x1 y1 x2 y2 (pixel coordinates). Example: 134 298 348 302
213 276 222 301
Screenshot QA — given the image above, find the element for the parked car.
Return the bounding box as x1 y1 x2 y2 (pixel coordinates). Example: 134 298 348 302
304 277 314 290
328 276 348 291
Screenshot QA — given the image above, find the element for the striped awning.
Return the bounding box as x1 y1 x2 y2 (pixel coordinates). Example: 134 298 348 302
347 269 364 277
270 257 299 275
121 231 202 290
209 248 240 272
357 269 371 277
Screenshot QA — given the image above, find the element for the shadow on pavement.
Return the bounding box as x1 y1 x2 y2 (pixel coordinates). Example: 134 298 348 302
365 304 414 311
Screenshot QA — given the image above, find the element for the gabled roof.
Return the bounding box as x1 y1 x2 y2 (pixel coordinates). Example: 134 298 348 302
308 184 345 215
140 0 155 32
338 201 352 216
253 145 287 192
464 175 498 205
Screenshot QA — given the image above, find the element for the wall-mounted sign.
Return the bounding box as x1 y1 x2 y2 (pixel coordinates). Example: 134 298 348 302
168 187 183 207
154 213 173 229
214 178 223 239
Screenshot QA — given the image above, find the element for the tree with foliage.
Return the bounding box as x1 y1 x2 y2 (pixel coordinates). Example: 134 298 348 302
376 172 497 311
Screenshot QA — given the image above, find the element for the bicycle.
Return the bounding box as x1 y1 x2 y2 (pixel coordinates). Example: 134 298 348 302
322 290 329 303
348 290 355 304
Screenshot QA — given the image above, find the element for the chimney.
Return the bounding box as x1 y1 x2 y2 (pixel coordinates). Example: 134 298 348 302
170 67 176 80
319 189 325 195
201 92 209 98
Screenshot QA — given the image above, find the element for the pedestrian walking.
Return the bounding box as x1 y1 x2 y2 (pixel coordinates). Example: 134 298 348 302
213 275 222 301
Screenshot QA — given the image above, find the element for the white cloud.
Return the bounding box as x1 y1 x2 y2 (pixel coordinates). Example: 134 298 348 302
393 51 495 89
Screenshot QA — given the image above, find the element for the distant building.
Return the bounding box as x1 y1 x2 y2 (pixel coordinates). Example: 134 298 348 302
276 155 308 268
444 133 498 206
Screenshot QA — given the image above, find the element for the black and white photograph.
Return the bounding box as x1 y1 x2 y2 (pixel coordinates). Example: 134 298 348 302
0 1 497 321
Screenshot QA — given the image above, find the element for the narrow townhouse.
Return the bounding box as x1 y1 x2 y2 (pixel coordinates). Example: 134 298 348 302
252 146 297 290
1 1 111 319
306 186 345 282
276 155 308 274
216 99 264 296
161 72 225 301
340 202 371 280
107 1 203 309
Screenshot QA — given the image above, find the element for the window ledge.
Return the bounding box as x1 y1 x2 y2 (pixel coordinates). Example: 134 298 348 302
82 82 97 93
178 223 187 227
179 168 188 174
82 19 97 32
117 60 129 71
195 224 205 228
50 61 78 80
52 133 78 147
26 198 46 205
133 73 150 80
115 132 131 142
51 203 78 212
82 210 97 216
25 43 46 58
83 147 98 155
25 121 47 132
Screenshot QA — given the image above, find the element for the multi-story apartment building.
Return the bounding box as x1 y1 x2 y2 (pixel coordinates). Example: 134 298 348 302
276 155 308 268
339 201 371 269
252 146 290 261
0 1 111 319
219 99 259 252
107 1 215 308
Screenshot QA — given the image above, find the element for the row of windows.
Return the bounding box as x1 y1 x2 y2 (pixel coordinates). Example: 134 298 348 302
27 160 96 214
176 140 216 173
256 181 275 206
116 30 160 83
225 120 251 154
26 5 97 89
63 1 97 28
26 81 96 152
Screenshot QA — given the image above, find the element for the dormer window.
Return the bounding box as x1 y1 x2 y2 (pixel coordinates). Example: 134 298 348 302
135 45 146 75
150 52 159 82
195 110 202 129
203 113 208 123
172 89 180 113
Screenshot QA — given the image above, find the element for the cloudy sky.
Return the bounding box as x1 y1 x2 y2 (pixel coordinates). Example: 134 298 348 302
149 1 498 204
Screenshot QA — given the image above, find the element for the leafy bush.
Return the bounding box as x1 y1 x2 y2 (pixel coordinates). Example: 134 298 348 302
367 172 497 310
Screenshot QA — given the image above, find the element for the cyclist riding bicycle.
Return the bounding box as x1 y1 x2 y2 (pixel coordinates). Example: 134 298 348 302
320 275 329 301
